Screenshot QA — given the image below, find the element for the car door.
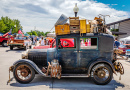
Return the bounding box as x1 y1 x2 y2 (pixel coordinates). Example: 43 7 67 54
79 37 99 68
57 37 78 71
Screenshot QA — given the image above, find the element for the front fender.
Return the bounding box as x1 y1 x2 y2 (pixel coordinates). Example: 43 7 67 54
87 58 116 77
13 59 46 76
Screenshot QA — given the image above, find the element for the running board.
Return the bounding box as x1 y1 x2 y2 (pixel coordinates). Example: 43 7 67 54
45 74 89 77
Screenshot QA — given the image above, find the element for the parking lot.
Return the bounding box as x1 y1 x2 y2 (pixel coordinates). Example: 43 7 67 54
0 46 130 90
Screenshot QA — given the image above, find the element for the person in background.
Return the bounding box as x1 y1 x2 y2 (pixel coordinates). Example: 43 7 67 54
114 38 120 48
34 37 37 46
40 37 45 46
44 39 46 45
85 39 88 46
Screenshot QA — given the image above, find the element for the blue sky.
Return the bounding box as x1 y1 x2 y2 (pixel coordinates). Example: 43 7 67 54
94 0 130 12
0 0 129 32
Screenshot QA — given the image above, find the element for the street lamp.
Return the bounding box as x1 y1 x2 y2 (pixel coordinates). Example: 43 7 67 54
73 3 79 17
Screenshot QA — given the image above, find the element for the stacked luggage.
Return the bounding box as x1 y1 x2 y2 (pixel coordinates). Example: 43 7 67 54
55 16 105 35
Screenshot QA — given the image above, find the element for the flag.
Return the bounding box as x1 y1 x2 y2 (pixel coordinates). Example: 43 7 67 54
2 28 12 37
8 28 12 35
18 29 24 36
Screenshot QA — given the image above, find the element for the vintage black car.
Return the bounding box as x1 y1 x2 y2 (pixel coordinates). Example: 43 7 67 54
8 33 123 85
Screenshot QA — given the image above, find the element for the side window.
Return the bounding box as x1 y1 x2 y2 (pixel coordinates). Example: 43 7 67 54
58 38 76 49
80 37 98 50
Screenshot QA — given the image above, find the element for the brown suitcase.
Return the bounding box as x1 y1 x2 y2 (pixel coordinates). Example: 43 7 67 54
55 24 70 35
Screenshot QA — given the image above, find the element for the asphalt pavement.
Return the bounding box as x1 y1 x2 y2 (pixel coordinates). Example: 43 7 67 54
0 46 130 90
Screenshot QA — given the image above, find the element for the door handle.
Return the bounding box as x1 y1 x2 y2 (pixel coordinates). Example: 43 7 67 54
74 51 82 52
79 51 82 52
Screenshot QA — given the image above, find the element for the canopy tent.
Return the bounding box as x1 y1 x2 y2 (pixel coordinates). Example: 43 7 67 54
47 33 56 37
120 36 130 41
120 36 130 44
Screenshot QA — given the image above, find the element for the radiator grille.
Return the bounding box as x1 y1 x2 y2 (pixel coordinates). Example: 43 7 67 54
28 55 47 66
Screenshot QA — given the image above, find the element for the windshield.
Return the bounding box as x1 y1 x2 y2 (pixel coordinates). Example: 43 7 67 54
126 41 130 44
119 45 126 48
52 40 56 48
0 34 3 36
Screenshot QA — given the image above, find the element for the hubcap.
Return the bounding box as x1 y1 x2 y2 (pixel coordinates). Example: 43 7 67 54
15 65 32 81
4 42 7 46
97 70 106 78
20 69 29 77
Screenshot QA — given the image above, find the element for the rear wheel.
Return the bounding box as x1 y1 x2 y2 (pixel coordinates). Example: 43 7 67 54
91 63 113 85
2 41 7 47
10 46 13 50
13 63 35 84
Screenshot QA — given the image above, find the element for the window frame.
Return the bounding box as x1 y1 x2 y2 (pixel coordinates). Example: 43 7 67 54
79 37 98 50
57 37 77 51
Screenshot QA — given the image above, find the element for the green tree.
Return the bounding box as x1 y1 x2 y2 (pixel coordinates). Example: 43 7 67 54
0 16 23 34
45 32 50 36
0 20 7 33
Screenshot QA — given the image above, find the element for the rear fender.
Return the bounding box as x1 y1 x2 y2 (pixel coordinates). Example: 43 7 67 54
87 58 116 77
13 59 46 76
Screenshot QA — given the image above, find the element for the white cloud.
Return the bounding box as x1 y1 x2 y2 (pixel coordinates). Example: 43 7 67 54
0 0 129 33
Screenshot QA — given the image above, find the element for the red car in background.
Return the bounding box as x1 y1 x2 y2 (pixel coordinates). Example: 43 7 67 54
119 44 130 54
33 38 74 49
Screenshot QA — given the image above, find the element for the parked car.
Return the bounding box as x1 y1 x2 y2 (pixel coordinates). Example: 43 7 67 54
119 44 130 54
126 49 130 57
7 37 32 50
119 37 130 54
8 33 122 85
0 32 9 47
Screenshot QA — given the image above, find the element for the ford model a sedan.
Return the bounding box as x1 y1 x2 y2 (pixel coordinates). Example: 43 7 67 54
9 33 118 85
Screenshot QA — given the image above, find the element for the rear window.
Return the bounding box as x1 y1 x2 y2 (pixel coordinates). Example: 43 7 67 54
80 37 98 50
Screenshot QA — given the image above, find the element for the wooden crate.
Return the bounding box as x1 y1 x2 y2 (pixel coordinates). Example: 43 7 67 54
55 24 70 35
70 25 79 30
70 25 80 33
69 17 79 26
80 19 86 33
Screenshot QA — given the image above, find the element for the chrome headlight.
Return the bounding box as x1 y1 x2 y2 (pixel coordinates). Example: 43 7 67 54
22 49 29 59
10 40 13 43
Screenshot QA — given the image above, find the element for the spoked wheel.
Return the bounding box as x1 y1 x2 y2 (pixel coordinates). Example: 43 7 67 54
2 41 7 47
91 64 113 85
13 63 35 84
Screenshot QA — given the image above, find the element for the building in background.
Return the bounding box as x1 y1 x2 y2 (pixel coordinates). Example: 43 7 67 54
107 18 130 38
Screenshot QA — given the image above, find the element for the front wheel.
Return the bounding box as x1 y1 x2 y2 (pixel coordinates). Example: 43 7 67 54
29 45 32 49
13 63 35 84
24 46 27 50
2 41 7 47
91 63 113 85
